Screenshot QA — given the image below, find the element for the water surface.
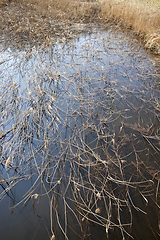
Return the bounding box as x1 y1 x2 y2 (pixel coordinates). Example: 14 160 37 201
0 26 160 240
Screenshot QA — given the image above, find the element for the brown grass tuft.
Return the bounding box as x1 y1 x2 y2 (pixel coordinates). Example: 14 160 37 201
23 0 101 22
99 0 160 53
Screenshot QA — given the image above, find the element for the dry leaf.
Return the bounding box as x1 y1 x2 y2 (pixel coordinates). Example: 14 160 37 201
95 208 101 214
5 156 10 169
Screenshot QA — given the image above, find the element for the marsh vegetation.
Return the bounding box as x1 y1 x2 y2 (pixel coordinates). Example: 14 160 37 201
0 0 160 53
0 1 160 240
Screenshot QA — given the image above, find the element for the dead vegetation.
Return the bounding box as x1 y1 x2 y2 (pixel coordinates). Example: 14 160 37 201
99 0 160 54
0 25 160 239
0 0 160 53
0 0 101 48
0 1 160 240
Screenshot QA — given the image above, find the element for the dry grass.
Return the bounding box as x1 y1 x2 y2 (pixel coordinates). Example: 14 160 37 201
99 0 160 53
0 1 160 239
0 31 159 237
0 0 160 53
0 0 101 48
27 0 100 21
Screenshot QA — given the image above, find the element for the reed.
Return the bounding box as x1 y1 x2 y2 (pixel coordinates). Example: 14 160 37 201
99 0 160 53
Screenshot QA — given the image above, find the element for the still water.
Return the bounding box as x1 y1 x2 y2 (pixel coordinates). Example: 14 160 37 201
0 26 160 240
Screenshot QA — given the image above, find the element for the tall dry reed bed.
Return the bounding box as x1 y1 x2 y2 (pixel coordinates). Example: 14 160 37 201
99 0 160 54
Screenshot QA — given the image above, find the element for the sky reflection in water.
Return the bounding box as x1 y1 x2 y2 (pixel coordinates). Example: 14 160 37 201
0 28 160 240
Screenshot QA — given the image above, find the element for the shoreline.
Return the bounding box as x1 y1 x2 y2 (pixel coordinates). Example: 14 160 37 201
0 0 160 55
98 0 160 55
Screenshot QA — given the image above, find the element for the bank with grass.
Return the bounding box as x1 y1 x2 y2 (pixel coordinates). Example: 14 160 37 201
0 0 160 54
99 0 160 54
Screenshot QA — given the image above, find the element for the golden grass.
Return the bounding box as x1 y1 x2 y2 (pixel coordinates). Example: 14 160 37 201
16 0 101 22
0 0 160 53
99 0 160 53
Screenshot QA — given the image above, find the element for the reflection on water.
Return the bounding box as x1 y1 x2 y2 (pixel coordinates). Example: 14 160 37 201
0 27 160 240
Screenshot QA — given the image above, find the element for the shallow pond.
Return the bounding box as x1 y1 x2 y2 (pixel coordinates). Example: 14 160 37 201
0 26 160 240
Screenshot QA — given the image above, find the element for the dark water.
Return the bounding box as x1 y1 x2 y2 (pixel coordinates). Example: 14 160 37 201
0 27 160 240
